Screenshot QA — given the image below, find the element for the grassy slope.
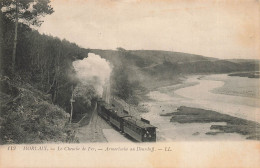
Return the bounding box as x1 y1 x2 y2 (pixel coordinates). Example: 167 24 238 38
0 77 78 144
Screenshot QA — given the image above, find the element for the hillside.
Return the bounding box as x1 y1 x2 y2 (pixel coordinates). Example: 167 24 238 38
90 49 259 89
91 49 259 73
0 77 78 144
91 49 216 67
146 59 259 77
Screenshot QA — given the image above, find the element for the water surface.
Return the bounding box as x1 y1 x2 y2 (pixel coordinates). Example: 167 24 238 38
142 74 260 141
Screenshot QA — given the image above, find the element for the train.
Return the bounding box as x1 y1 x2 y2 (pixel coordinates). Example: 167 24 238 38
97 99 156 142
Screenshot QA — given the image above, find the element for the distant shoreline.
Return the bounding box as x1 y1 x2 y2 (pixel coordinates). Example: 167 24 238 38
228 71 260 78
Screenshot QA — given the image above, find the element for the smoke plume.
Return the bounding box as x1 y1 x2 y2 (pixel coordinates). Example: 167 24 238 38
73 53 112 95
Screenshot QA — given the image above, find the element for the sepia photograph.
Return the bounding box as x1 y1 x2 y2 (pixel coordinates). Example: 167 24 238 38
0 0 260 167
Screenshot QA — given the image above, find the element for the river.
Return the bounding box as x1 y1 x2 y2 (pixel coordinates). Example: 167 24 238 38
141 74 260 141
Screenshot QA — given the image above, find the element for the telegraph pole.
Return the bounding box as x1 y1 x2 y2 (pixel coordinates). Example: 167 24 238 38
70 85 75 123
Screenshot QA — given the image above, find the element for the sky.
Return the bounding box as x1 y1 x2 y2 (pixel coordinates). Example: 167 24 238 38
38 0 260 59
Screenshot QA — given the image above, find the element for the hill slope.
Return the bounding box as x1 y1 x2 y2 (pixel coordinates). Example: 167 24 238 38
0 77 78 144
90 49 259 81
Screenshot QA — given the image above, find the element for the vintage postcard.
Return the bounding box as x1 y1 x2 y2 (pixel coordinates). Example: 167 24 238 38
0 0 260 167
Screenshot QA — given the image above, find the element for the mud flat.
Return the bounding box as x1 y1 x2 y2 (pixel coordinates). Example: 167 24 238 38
174 74 260 123
204 74 260 99
168 106 260 140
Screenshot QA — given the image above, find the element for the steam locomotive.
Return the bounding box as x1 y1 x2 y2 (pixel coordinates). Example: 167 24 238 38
97 99 156 142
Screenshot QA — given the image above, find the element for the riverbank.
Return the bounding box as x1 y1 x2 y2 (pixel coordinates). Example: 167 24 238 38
167 106 260 140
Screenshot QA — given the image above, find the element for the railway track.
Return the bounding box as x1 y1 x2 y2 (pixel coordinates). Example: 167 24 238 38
76 103 109 142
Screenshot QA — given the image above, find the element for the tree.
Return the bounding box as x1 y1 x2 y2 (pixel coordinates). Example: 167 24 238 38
116 47 126 52
111 66 133 100
0 3 3 74
1 0 54 74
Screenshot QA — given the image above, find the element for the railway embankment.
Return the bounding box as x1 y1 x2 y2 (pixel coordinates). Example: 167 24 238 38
75 106 109 143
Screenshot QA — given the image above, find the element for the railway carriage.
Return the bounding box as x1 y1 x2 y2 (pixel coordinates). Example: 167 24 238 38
97 99 157 142
109 111 131 131
98 103 112 121
97 99 104 115
123 117 156 142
